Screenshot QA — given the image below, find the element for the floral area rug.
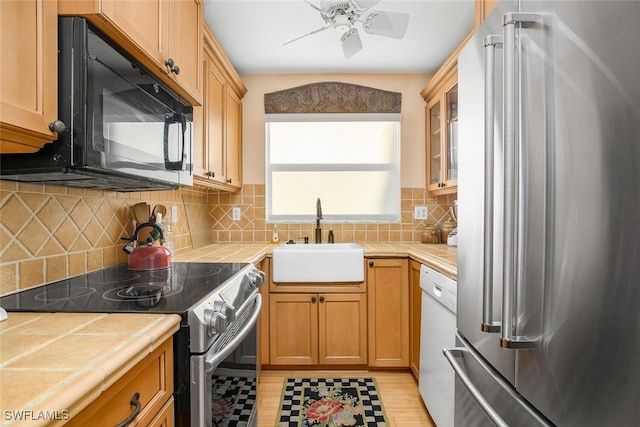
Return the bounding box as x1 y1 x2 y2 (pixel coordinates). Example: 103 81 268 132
276 378 388 427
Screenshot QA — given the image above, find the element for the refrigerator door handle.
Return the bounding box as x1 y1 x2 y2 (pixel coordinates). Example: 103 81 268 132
481 35 503 334
501 12 541 349
444 347 509 427
445 342 554 427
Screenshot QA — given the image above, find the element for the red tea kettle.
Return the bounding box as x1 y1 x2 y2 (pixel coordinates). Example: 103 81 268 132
123 223 172 271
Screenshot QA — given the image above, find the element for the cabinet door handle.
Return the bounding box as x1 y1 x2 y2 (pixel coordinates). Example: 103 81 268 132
115 392 141 427
319 295 325 302
311 296 317 303
226 178 233 184
368 261 374 267
164 58 180 74
48 120 66 133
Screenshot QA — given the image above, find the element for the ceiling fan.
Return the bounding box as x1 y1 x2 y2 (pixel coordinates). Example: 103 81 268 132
284 0 410 59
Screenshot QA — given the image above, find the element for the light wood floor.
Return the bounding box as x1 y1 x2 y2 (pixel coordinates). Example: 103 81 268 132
257 369 436 427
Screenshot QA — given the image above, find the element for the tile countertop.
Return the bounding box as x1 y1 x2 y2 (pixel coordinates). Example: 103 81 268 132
0 313 180 426
174 241 457 280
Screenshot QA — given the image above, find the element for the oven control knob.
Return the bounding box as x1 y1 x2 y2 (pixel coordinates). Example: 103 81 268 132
214 299 235 323
247 269 265 289
204 308 228 337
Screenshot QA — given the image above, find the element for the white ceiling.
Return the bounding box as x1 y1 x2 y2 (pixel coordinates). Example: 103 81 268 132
203 0 476 74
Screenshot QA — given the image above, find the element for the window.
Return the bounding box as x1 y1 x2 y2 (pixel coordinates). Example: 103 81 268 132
266 113 400 222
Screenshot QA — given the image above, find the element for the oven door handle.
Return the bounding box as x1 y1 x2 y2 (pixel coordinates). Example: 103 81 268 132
204 292 262 373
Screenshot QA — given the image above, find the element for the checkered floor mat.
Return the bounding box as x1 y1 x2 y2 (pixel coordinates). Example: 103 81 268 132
211 375 256 427
276 377 388 427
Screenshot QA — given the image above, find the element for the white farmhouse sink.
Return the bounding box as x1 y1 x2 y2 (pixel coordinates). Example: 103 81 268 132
272 243 364 283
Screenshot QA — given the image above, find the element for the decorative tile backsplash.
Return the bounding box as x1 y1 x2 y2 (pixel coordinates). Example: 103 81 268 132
0 180 204 296
0 181 455 296
208 185 455 244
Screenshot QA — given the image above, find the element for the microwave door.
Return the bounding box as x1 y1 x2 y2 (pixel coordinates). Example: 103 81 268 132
88 50 185 184
103 121 166 169
100 111 182 185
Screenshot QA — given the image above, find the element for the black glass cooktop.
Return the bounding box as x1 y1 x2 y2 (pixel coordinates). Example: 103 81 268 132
0 262 249 314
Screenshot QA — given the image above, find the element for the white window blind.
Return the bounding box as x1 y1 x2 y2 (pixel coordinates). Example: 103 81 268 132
266 113 401 222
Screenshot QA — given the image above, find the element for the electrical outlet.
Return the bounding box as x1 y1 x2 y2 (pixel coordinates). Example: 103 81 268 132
171 204 178 223
414 206 429 220
232 207 242 221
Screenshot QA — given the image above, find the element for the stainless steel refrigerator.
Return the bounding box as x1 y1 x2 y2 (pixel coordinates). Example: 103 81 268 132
450 0 640 425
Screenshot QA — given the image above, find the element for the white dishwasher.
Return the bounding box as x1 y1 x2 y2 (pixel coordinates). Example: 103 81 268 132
419 264 457 427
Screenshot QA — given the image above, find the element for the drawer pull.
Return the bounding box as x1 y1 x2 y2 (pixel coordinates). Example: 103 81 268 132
115 392 141 427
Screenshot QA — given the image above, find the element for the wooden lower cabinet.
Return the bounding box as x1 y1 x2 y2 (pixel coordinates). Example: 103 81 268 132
367 258 409 367
147 398 175 427
67 337 174 427
409 260 423 378
258 258 271 366
269 293 367 365
319 294 368 365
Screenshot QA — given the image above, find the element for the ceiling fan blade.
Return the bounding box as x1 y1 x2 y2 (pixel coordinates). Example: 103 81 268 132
363 10 409 39
304 0 332 19
341 28 363 59
352 0 380 12
283 24 332 46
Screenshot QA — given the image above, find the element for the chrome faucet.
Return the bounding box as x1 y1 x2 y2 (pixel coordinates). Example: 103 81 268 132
315 198 323 243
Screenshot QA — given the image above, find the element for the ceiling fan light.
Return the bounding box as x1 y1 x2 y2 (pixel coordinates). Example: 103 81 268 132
333 14 351 33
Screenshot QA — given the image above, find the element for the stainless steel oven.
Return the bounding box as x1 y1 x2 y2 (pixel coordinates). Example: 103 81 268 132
190 290 261 427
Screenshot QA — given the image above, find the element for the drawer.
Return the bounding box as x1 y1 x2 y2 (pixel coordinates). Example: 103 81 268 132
67 337 173 427
145 397 175 427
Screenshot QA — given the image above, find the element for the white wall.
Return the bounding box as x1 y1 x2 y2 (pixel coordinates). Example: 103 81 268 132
240 73 431 188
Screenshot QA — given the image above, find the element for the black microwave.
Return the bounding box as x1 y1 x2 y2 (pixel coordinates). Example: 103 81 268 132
0 17 193 191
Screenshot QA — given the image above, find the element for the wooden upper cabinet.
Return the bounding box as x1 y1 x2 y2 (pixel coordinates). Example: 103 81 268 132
193 44 225 183
166 0 203 103
99 0 163 61
225 88 243 189
0 0 59 153
426 70 458 195
193 24 246 192
59 0 203 106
